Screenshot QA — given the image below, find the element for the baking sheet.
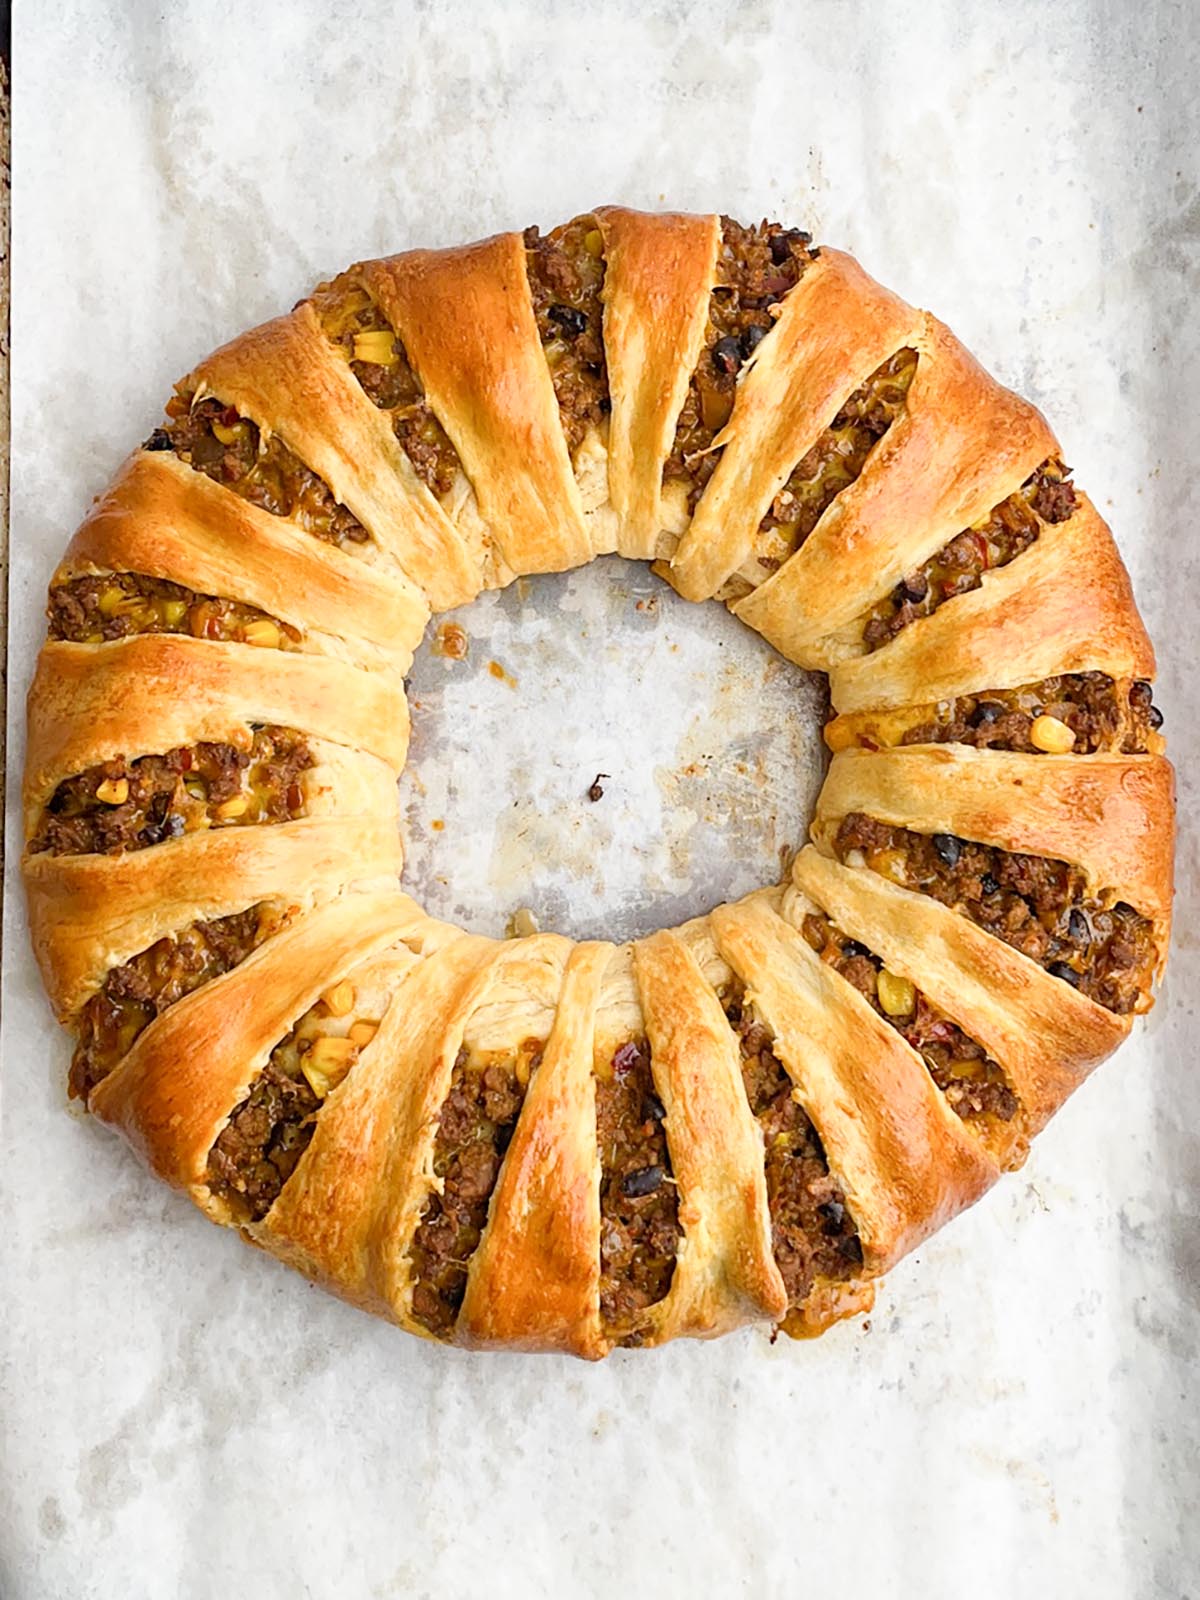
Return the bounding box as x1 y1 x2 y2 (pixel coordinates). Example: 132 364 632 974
2 2 1198 1595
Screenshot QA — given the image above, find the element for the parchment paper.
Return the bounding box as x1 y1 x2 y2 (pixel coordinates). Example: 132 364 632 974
2 3 1197 1596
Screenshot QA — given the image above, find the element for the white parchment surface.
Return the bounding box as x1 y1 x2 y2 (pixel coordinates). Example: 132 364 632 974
2 3 1198 1596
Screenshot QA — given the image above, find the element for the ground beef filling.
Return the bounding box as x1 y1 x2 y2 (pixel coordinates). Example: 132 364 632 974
205 1061 320 1223
663 218 818 511
310 277 462 498
148 394 369 548
31 726 313 856
408 1046 538 1338
731 347 918 594
834 813 1158 1014
724 988 863 1312
897 673 1164 755
524 216 609 457
596 1038 682 1342
862 457 1077 650
48 571 301 650
70 906 272 1100
799 912 1017 1122
205 985 383 1222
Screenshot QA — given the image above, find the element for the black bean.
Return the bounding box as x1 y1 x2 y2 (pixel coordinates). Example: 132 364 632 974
1067 909 1090 943
769 227 811 264
1148 704 1164 730
141 810 186 847
741 323 768 359
969 701 1002 728
842 940 871 959
548 304 588 339
900 572 928 603
1129 680 1153 709
641 1091 666 1124
144 428 173 452
621 1165 664 1199
818 1198 845 1234
711 336 742 376
1049 961 1081 988
932 833 962 868
980 873 1000 895
837 1232 864 1266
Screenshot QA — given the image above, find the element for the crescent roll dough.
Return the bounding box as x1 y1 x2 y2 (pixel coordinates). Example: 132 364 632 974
23 208 1173 1357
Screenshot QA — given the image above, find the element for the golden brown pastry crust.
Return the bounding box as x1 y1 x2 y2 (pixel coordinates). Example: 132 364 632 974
631 928 787 1344
710 892 999 1279
58 450 430 671
189 304 482 611
594 206 721 558
24 634 408 828
786 849 1126 1138
456 940 611 1357
362 234 594 581
26 816 403 1021
813 745 1175 942
665 248 921 603
827 494 1156 712
89 891 432 1186
732 314 1060 665
23 208 1173 1358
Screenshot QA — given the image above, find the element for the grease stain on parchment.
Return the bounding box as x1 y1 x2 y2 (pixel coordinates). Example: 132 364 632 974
398 557 828 943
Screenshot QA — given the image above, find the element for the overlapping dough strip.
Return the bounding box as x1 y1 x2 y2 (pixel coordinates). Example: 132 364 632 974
26 817 404 1022
188 302 482 609
25 634 408 819
665 249 921 602
785 849 1127 1134
594 207 721 558
733 315 1059 665
88 891 435 1187
828 495 1156 714
56 450 429 672
813 745 1175 945
710 891 999 1274
362 234 593 582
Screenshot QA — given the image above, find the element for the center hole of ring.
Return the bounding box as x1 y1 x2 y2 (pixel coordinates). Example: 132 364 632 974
397 556 830 944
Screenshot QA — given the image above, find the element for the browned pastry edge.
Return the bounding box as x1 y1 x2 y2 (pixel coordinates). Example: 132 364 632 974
361 233 594 580
594 206 722 557
24 634 408 828
57 450 430 670
813 745 1175 944
189 303 482 611
732 313 1060 662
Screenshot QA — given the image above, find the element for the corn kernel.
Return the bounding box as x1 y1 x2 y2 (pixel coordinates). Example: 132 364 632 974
300 1063 333 1099
243 618 281 649
583 228 604 257
301 1034 357 1097
95 777 129 805
1030 714 1076 754
214 794 249 819
322 980 356 1017
352 329 398 366
97 586 125 618
160 598 188 626
877 968 916 1017
348 1020 378 1048
211 418 244 446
